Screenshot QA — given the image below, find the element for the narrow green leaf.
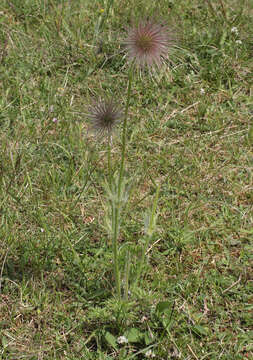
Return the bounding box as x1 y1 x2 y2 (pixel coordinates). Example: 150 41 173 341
1 336 8 348
104 331 118 349
156 301 171 314
125 328 143 343
248 125 253 145
191 325 209 337
144 331 155 345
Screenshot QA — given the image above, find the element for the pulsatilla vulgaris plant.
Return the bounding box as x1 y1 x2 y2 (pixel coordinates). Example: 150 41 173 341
88 18 174 300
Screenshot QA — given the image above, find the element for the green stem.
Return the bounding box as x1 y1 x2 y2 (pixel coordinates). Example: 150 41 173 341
109 131 121 297
107 134 112 186
118 64 133 199
112 202 121 298
124 248 130 301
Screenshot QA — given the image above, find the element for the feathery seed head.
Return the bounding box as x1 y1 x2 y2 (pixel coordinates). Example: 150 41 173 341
89 98 123 138
125 19 173 69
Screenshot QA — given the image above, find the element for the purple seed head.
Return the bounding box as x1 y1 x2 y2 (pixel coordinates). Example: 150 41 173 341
88 98 123 138
125 19 174 69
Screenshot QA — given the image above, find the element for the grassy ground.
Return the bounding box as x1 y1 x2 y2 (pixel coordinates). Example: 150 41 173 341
0 0 252 359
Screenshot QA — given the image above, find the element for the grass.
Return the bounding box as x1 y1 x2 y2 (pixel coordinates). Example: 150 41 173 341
0 0 253 358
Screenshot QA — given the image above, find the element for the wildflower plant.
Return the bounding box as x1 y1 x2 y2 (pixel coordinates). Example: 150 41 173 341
117 19 172 296
88 18 173 300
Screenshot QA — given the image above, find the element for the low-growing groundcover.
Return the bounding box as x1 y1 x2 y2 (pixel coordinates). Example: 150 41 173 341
0 0 252 359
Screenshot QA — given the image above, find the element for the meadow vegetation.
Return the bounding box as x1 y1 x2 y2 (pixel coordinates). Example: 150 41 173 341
0 0 252 359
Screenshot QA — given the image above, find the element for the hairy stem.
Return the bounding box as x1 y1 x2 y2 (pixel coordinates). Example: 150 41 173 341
107 134 112 186
118 64 133 199
112 201 121 298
